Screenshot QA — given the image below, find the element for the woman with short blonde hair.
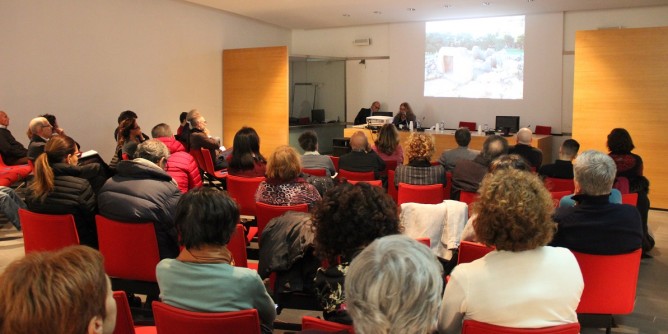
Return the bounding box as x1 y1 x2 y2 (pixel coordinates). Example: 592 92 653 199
255 145 321 207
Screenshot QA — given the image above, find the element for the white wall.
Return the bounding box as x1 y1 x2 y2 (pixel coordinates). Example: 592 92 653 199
0 0 290 160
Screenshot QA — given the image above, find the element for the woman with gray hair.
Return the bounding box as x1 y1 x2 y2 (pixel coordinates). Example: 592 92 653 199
345 235 443 334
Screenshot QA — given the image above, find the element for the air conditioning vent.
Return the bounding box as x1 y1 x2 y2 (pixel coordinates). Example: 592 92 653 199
353 38 371 46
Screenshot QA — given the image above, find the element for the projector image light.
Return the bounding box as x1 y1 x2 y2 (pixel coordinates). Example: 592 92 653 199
366 116 393 130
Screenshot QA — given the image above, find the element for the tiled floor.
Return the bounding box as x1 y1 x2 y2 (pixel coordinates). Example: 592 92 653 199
2 211 667 333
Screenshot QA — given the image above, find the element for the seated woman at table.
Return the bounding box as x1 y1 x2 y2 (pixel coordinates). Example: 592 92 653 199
392 102 417 130
372 124 403 165
394 132 445 187
255 145 321 207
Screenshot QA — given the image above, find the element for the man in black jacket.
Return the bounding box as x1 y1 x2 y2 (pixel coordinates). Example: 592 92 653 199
353 101 381 125
0 111 28 165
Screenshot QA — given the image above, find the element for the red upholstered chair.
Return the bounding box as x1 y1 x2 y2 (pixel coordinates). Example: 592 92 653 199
121 152 130 161
550 190 571 208
387 170 398 203
462 320 579 334
19 209 79 253
152 301 261 334
255 202 309 238
459 191 478 206
459 121 477 131
329 155 339 171
415 237 431 247
544 177 575 193
302 316 355 334
112 291 157 334
338 169 375 181
397 183 444 206
302 168 327 176
572 249 641 333
383 159 398 172
200 148 227 182
534 125 552 135
226 175 265 217
458 241 495 265
347 179 382 187
188 149 205 170
621 193 638 206
227 224 257 270
444 171 452 200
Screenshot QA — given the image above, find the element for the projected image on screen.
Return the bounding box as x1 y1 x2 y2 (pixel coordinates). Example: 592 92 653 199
425 16 525 99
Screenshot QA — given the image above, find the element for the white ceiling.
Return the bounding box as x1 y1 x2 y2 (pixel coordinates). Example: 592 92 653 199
183 0 668 30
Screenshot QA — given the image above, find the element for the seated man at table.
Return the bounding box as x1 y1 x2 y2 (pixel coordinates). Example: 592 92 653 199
353 101 381 125
338 131 385 179
539 139 579 179
508 127 543 169
550 150 643 255
438 127 479 172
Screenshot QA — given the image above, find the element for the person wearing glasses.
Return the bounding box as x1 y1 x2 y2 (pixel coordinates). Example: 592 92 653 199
25 135 99 248
354 101 381 125
26 117 53 161
114 117 145 162
189 116 228 171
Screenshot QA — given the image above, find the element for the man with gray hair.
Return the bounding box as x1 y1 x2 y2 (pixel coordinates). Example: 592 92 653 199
26 117 53 161
508 127 543 168
98 139 181 259
551 150 643 255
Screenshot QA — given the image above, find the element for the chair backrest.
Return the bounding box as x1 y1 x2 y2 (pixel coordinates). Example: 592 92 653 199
415 237 431 247
227 224 249 268
329 155 339 171
226 175 266 217
534 125 552 135
462 320 580 334
347 179 382 187
387 170 398 203
96 215 160 282
550 191 572 208
397 183 444 206
444 171 452 200
152 301 261 334
113 291 157 334
256 202 309 237
19 209 79 253
302 316 355 334
459 121 477 131
200 148 218 175
544 177 575 193
572 249 641 314
338 169 375 181
121 153 130 161
188 149 206 171
383 159 398 172
302 168 327 176
621 193 638 206
458 241 495 265
459 191 478 206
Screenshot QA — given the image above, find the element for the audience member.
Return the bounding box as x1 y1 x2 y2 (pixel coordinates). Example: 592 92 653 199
438 127 478 172
439 169 583 333
180 109 201 149
227 127 267 177
156 187 276 334
26 117 53 161
151 123 202 193
0 186 27 231
551 150 643 255
394 132 446 187
0 246 117 334
338 131 385 179
313 182 401 324
353 100 381 125
114 117 146 162
346 235 443 334
98 139 181 259
372 124 403 165
538 139 580 179
298 131 336 176
607 128 653 254
508 127 543 168
25 136 99 248
255 146 321 207
189 115 228 171
176 111 188 140
113 110 149 142
0 110 29 165
40 113 66 137
451 135 508 199
392 102 417 130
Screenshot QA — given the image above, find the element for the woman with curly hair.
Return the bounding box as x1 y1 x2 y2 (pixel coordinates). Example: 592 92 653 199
372 124 403 165
255 145 321 207
438 169 583 334
392 102 417 130
312 182 401 324
607 128 653 253
115 117 145 161
394 132 445 187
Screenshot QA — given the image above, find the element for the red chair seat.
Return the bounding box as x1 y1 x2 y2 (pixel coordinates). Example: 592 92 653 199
226 175 266 217
19 209 79 253
255 202 309 238
397 183 444 206
338 169 375 181
152 301 261 334
458 241 495 265
302 316 354 334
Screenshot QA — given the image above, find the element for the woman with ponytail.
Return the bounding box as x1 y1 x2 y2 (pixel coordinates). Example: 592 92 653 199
25 135 98 248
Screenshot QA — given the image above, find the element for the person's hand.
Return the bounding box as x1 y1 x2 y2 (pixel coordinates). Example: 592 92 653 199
55 127 65 136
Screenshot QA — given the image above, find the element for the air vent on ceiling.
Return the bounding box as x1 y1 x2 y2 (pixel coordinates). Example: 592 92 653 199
353 38 371 46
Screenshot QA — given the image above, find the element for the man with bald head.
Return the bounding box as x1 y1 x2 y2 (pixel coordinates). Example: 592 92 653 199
508 127 543 168
0 111 28 165
338 131 386 178
354 101 381 125
451 135 508 200
27 117 53 161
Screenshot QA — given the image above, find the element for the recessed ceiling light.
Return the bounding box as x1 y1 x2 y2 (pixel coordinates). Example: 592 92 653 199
373 11 382 14
407 8 416 11
483 2 491 5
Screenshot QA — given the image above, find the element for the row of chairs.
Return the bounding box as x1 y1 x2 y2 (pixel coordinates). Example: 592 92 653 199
0 155 32 187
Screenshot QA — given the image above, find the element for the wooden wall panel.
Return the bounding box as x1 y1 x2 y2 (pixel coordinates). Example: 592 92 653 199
223 46 289 158
573 27 668 208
